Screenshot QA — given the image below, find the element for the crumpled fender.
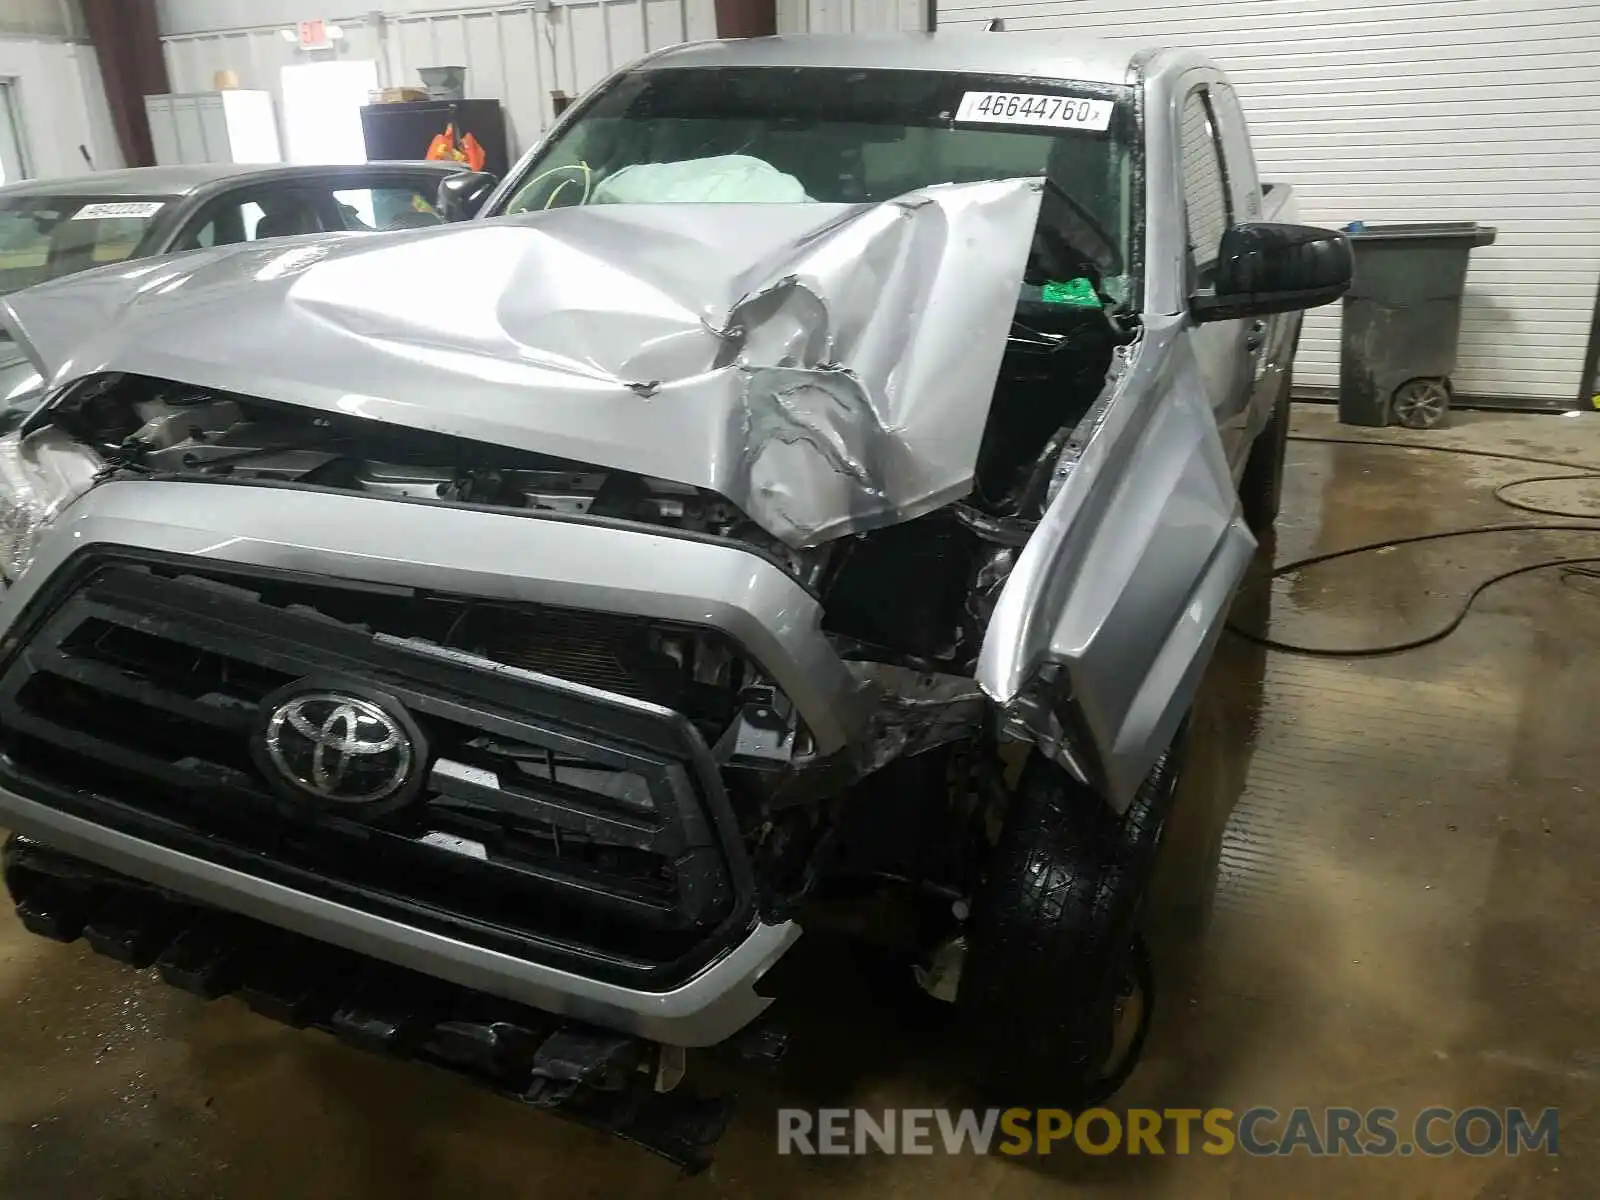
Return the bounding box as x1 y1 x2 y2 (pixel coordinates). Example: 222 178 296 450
976 318 1257 812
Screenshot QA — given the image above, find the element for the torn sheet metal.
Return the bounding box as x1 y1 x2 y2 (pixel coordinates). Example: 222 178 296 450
769 662 988 806
0 181 1042 548
850 661 990 772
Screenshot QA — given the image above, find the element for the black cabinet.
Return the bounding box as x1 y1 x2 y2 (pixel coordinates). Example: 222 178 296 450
360 99 510 178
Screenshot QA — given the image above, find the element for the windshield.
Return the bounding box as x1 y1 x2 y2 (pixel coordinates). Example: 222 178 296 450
500 66 1138 298
0 196 169 296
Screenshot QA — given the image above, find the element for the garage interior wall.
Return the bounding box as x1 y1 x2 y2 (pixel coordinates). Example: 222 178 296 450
775 0 925 33
158 0 717 163
0 0 122 178
930 0 1600 407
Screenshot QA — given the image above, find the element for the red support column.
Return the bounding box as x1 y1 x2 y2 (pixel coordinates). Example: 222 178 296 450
80 0 171 168
713 0 777 38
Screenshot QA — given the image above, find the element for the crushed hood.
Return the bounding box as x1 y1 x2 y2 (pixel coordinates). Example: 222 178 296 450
0 181 1041 547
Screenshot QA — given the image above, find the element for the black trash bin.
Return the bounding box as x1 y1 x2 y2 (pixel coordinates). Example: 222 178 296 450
1338 222 1497 429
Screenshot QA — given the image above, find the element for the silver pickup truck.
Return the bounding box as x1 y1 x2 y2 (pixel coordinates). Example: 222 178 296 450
0 34 1349 1165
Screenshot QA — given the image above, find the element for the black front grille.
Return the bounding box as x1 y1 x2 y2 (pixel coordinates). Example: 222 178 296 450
0 550 757 988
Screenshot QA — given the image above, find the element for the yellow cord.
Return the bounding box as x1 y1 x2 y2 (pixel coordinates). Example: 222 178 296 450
526 160 592 210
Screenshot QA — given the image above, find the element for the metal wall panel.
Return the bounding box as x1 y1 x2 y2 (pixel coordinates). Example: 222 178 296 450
158 0 531 36
0 0 82 38
162 0 717 160
0 33 121 176
776 0 925 33
929 0 1600 405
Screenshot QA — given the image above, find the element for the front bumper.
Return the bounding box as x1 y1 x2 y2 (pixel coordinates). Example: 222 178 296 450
0 480 849 1046
4 835 748 1170
0 785 798 1047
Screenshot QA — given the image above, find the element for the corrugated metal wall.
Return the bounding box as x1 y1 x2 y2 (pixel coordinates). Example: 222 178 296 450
158 0 530 36
0 0 119 178
161 0 717 161
0 33 121 177
0 0 84 39
776 0 925 33
932 0 1600 405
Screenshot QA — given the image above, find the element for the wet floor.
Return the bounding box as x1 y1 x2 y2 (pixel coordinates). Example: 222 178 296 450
4 405 1600 1197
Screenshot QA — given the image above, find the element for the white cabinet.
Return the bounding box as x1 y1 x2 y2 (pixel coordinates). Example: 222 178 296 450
144 90 282 166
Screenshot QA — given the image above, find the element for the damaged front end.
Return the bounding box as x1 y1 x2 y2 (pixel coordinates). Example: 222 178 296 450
0 176 1177 794
0 175 1251 1160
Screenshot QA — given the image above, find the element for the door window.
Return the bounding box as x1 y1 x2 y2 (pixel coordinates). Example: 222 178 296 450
1207 83 1262 223
331 184 444 231
1178 89 1231 285
0 80 28 183
177 186 329 251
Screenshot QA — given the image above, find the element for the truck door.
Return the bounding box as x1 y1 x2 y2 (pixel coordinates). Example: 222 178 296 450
1208 81 1262 226
975 77 1266 814
1177 81 1254 474
1208 81 1282 448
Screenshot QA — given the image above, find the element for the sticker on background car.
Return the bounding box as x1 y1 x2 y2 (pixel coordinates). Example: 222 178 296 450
69 201 166 221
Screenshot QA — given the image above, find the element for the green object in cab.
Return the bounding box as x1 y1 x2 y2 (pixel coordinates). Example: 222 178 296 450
1040 278 1102 309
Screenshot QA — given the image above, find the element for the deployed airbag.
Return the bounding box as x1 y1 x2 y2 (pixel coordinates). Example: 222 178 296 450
591 155 812 204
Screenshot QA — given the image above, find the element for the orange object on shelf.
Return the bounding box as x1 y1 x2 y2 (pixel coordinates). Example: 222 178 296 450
424 124 487 172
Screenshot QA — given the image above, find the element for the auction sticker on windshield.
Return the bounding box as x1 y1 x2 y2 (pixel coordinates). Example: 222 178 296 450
955 92 1113 131
70 201 166 221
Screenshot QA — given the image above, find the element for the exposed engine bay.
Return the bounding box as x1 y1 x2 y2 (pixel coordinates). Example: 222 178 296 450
64 373 817 574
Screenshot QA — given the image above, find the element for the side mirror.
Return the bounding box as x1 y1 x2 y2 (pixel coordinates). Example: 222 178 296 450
437 171 498 222
1191 221 1352 323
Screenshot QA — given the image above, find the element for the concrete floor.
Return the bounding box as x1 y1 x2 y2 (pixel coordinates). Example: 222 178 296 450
3 405 1600 1197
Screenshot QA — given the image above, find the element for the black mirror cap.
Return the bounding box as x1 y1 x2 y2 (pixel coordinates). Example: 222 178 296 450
437 170 499 221
1191 221 1353 323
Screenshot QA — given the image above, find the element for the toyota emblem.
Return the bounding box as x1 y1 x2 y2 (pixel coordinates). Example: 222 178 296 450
261 690 416 805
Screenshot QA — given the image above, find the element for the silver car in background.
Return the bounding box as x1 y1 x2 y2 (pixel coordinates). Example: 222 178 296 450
0 160 464 421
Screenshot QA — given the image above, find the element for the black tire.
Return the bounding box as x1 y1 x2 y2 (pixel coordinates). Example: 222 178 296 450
958 730 1187 1110
1239 383 1291 537
1390 377 1451 430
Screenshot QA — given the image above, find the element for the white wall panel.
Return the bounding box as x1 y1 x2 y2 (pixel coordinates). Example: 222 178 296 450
931 0 1600 404
0 34 121 177
0 0 82 38
777 0 925 33
163 0 716 161
158 0 531 36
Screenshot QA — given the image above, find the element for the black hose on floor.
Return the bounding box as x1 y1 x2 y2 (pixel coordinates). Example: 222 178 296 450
1226 433 1600 656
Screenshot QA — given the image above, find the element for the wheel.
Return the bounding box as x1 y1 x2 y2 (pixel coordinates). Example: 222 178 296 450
958 729 1188 1110
1239 383 1291 536
1390 377 1451 430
